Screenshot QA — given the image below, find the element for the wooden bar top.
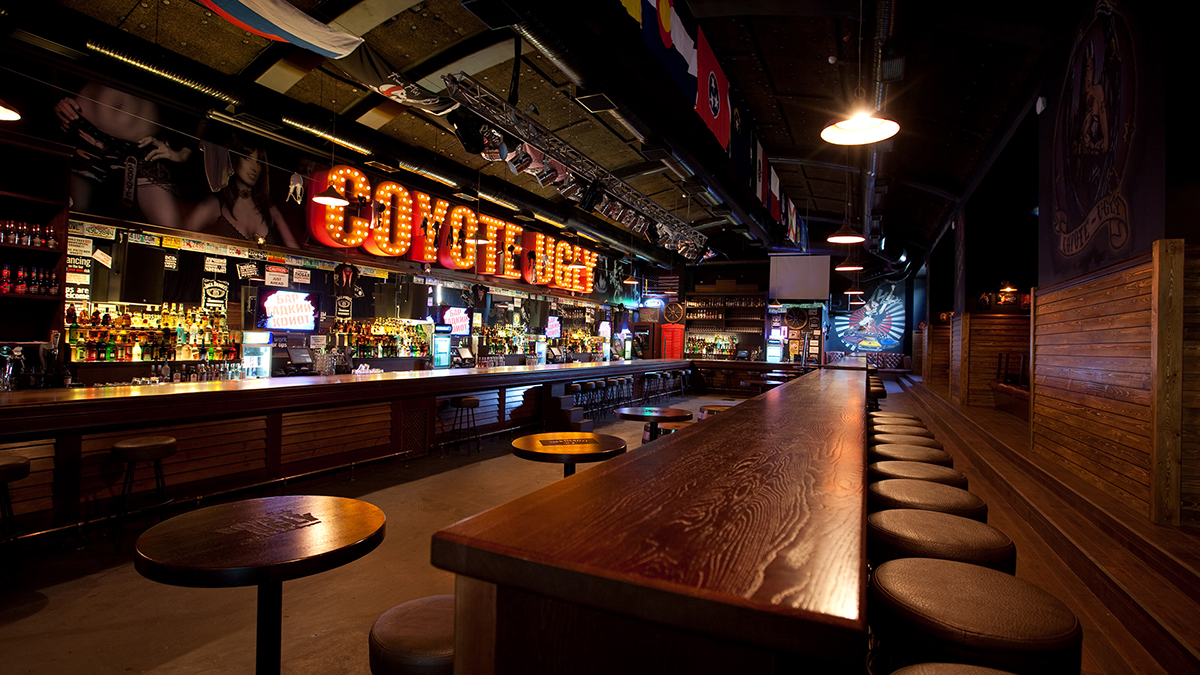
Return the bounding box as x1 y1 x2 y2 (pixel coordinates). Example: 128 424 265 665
0 359 690 439
431 367 868 664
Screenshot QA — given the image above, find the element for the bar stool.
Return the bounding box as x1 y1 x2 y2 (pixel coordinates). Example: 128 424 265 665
580 381 597 417
642 373 660 404
699 369 715 394
870 411 923 422
871 424 936 439
870 559 1081 674
869 461 968 489
567 383 582 409
868 479 988 522
368 595 454 675
605 379 621 417
110 435 177 552
868 509 1016 574
641 421 694 445
869 418 929 431
870 434 944 449
719 369 735 395
870 444 955 467
1 454 31 542
891 665 1020 675
448 396 480 454
698 404 734 420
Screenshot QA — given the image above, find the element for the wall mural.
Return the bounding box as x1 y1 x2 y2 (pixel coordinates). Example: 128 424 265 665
1044 0 1148 284
829 280 906 353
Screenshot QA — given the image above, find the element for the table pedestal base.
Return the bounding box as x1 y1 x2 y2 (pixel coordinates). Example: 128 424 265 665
258 581 282 675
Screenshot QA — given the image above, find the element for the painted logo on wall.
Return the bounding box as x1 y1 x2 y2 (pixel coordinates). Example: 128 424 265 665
1051 1 1136 262
833 281 904 352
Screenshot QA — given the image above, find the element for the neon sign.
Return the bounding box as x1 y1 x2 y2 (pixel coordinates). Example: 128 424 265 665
309 166 598 292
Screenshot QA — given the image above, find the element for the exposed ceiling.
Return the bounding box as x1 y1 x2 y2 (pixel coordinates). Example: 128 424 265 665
1 0 1083 280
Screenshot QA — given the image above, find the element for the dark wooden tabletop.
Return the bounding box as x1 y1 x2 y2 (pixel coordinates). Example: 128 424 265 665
613 406 695 423
511 432 627 465
433 367 868 660
135 495 385 588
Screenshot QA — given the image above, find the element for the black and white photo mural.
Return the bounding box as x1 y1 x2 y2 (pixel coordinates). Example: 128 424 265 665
829 280 906 353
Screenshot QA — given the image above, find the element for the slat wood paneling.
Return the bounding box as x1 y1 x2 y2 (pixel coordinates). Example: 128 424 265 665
1180 246 1200 525
1033 259 1154 517
0 440 54 517
435 390 502 440
925 325 951 391
912 329 924 375
504 385 541 424
281 404 391 464
964 314 1031 406
81 417 268 502
950 315 964 402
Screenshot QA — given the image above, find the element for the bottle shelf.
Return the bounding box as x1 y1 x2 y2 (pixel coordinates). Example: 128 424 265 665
0 240 64 254
1 292 63 301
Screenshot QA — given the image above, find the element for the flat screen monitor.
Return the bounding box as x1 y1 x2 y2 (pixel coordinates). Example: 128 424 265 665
737 350 749 360
546 315 561 339
257 290 319 332
443 307 471 336
548 346 562 359
457 347 474 361
287 347 313 364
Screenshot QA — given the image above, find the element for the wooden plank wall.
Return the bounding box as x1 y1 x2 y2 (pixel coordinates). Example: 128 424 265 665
1031 258 1153 516
964 315 1032 406
925 325 951 393
504 385 542 427
950 315 964 403
80 417 268 505
0 439 55 517
281 403 392 465
912 329 924 377
1180 247 1200 525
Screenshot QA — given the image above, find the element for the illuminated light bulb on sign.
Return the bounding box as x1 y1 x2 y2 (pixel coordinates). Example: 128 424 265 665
364 181 412 257
553 240 575 289
307 166 370 248
500 223 523 279
410 192 448 263
439 205 478 269
475 215 506 275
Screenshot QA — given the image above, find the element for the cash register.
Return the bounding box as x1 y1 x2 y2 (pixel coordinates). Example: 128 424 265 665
452 346 475 368
274 347 316 376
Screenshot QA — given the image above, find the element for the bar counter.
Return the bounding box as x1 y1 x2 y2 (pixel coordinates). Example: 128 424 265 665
432 366 868 673
0 359 689 531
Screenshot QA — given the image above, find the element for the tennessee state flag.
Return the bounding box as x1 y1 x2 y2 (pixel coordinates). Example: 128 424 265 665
694 28 730 149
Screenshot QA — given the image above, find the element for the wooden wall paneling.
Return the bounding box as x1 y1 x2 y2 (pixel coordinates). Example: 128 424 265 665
926 325 952 393
280 404 391 465
912 329 924 376
1178 246 1200 525
950 314 964 403
504 385 542 426
79 417 269 505
434 390 502 444
0 439 55 518
455 576 496 674
963 315 1032 407
1032 258 1155 518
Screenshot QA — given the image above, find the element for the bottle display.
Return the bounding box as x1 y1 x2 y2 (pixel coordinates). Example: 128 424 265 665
328 318 431 359
68 302 241 364
684 334 738 358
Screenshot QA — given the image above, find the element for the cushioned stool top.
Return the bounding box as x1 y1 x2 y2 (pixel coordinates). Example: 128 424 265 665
892 664 1019 675
868 509 1016 573
869 479 987 521
870 411 923 422
567 384 581 393
871 424 935 438
698 405 733 419
871 434 944 449
869 445 955 467
111 436 178 463
868 461 967 489
0 455 32 483
871 558 1081 653
369 595 455 675
450 396 480 408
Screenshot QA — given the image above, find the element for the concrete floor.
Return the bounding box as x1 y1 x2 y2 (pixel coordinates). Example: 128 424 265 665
0 394 743 675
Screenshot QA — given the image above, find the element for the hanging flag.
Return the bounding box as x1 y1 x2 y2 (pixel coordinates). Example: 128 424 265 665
334 43 458 115
694 28 730 149
787 198 799 244
769 166 781 222
756 140 769 207
641 0 698 106
199 0 362 58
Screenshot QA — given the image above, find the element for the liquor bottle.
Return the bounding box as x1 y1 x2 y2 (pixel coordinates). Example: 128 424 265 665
160 303 170 329
45 225 57 250
30 223 43 247
86 338 97 362
14 266 25 294
75 336 86 362
17 221 30 246
106 334 116 362
132 338 142 363
189 314 200 345
0 264 10 294
101 307 111 327
47 271 59 297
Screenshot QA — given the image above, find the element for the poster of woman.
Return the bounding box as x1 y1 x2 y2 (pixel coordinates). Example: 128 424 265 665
184 134 300 247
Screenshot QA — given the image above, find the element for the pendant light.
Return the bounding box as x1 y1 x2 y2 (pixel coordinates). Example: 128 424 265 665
999 280 1017 292
768 299 784 310
834 247 864 271
622 259 639 285
828 158 865 244
313 184 349 206
821 0 899 146
566 230 586 270
849 297 866 306
844 274 864 295
0 99 20 121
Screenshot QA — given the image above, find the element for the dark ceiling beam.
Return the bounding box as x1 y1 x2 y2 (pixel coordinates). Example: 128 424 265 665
897 179 960 204
771 156 861 174
688 0 854 19
611 161 670 181
405 28 516 83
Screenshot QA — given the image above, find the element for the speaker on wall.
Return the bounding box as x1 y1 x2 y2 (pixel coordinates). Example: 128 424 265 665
119 243 166 305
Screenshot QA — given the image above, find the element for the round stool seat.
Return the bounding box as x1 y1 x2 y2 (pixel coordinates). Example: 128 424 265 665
871 434 943 449
870 387 887 397
868 509 1016 573
0 455 31 483
869 461 967 489
582 381 596 390
869 479 988 522
111 436 178 463
870 445 955 467
892 663 1020 674
449 396 479 409
369 595 455 675
871 424 935 438
698 405 733 420
642 421 695 443
870 411 923 422
567 383 581 394
871 559 1081 673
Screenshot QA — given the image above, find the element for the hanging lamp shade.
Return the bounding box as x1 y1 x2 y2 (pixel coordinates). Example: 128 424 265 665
312 184 349 207
768 299 784 310
844 282 864 295
849 297 866 305
827 222 866 244
821 104 899 146
834 256 863 272
567 251 586 270
999 280 1017 292
0 99 20 121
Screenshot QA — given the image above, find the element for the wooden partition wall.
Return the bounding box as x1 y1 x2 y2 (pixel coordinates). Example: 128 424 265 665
1030 240 1185 525
1180 246 1200 525
924 325 951 393
951 314 1032 407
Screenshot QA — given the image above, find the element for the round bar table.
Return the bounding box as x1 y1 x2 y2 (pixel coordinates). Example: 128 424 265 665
615 406 694 442
512 432 627 477
134 495 386 675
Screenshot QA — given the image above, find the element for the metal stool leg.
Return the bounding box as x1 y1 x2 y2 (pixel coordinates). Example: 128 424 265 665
113 461 137 553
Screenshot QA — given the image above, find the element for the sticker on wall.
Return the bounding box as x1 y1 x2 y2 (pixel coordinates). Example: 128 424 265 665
164 254 178 271
335 296 352 318
127 232 159 247
67 236 92 257
204 256 227 274
236 262 260 280
248 249 268 261
265 265 289 287
91 248 112 269
202 279 229 310
293 268 311 284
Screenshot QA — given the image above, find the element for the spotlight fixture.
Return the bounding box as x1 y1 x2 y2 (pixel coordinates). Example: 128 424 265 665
0 99 20 121
999 280 1018 292
313 184 349 207
827 222 866 244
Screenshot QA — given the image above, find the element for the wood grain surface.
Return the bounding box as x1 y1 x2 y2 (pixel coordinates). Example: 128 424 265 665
432 367 868 665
